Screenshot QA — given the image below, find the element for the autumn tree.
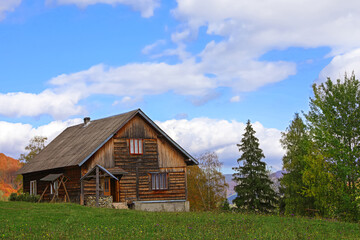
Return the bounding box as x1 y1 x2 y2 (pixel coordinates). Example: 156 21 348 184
233 120 277 213
19 136 47 163
304 73 360 221
187 152 228 211
280 113 314 215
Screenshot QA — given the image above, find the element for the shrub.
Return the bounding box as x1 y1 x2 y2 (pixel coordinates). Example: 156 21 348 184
9 193 17 201
9 193 40 202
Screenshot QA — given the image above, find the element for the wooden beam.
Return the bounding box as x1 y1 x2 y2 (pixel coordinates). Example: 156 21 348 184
185 167 188 201
136 163 139 201
80 179 84 205
96 166 99 207
38 184 49 203
60 176 70 203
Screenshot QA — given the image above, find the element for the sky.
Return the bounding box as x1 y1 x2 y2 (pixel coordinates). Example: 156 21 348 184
1 0 360 174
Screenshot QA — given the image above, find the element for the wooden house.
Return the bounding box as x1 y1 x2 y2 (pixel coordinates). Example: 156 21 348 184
17 109 198 211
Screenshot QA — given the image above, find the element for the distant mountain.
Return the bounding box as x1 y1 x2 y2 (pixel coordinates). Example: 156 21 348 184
0 153 23 200
224 170 284 202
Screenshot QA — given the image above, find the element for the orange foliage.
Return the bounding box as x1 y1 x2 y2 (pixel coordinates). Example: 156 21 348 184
0 153 23 198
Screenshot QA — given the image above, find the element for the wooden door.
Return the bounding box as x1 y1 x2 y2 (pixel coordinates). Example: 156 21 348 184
104 178 110 196
111 179 119 202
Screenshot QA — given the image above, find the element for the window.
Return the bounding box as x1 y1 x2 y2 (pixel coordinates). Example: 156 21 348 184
50 181 58 196
30 180 37 195
129 139 143 155
151 173 168 190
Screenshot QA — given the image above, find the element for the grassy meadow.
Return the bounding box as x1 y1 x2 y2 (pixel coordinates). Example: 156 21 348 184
0 201 359 239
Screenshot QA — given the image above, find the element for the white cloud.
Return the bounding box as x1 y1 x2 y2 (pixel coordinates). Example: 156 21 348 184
0 90 84 119
318 48 360 82
230 95 240 102
169 0 360 90
50 62 216 97
156 118 284 171
142 40 166 55
0 0 21 20
49 0 160 18
0 118 82 159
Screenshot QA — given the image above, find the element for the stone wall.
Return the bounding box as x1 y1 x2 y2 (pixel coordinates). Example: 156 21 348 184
86 195 113 208
134 200 190 212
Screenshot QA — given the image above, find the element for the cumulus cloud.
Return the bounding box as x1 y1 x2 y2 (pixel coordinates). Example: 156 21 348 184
0 0 21 20
50 62 216 97
169 0 360 90
156 118 284 171
0 118 82 159
318 48 360 82
49 0 159 18
173 0 360 53
0 90 84 119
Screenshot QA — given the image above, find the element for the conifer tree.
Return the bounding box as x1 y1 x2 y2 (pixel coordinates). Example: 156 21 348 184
280 113 314 215
232 120 277 213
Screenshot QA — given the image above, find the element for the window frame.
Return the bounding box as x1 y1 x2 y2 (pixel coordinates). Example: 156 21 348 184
129 139 143 155
30 180 37 195
150 172 168 190
53 181 58 196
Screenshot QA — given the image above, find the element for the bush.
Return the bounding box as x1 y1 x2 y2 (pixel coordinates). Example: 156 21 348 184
8 193 40 202
9 193 17 201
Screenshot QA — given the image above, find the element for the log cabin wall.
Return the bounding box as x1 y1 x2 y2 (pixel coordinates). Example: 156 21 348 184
78 114 188 203
81 138 115 174
114 115 187 202
23 166 81 203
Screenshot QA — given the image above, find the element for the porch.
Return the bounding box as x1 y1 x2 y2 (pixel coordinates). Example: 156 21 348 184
80 164 128 208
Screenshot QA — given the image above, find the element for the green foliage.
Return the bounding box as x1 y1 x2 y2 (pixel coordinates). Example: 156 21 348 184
0 201 359 239
280 113 314 215
187 152 228 211
221 199 231 211
9 192 40 202
9 193 17 201
302 150 339 217
233 120 278 213
19 136 47 163
304 73 360 221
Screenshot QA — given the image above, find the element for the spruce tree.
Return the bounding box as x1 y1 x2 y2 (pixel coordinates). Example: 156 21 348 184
232 120 277 213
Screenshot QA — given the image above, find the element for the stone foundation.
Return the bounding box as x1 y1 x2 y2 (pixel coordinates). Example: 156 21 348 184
134 200 190 212
86 196 113 208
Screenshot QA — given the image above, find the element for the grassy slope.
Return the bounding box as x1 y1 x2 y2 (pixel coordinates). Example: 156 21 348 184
0 201 359 240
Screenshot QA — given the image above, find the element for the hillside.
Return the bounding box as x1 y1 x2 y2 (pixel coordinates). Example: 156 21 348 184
1 201 359 239
0 153 22 200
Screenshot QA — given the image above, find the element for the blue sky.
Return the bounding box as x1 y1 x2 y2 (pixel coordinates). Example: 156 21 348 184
1 0 360 173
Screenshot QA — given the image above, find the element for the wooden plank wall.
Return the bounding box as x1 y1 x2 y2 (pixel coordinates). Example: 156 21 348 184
78 114 189 203
83 138 114 173
113 115 188 202
22 166 81 203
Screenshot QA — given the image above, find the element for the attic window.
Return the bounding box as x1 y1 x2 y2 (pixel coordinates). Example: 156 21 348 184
129 139 143 155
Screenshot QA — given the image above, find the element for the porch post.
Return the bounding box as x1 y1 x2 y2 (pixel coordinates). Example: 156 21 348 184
80 179 84 205
96 166 99 207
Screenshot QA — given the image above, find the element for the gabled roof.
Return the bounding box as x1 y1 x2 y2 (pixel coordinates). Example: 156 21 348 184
18 109 197 175
80 165 119 181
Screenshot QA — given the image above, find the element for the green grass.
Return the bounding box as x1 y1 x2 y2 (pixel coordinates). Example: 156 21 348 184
0 201 359 239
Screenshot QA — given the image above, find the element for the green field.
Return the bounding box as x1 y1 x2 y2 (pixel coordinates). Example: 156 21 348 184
0 201 359 239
